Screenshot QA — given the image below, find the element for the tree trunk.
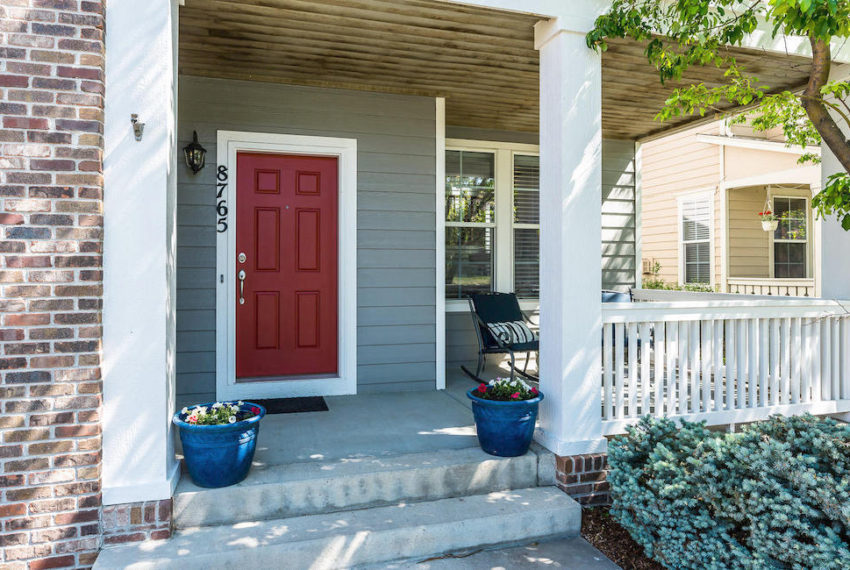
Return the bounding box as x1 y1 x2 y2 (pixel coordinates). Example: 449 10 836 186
801 38 850 174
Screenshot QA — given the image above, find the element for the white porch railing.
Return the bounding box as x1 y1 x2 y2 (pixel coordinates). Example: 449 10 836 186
600 300 850 435
726 278 815 297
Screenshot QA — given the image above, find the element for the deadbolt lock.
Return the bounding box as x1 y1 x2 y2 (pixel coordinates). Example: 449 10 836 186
238 252 247 264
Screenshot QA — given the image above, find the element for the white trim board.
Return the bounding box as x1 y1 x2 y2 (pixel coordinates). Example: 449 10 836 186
435 98 446 390
215 131 358 400
695 134 821 156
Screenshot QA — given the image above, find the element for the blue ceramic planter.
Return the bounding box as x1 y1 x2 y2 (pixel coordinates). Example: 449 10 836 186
173 402 266 488
467 389 543 457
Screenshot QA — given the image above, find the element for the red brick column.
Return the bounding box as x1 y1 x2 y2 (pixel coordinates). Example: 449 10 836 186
0 1 105 568
556 453 611 506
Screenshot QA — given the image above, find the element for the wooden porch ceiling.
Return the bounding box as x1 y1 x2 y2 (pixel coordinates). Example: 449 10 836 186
179 0 813 141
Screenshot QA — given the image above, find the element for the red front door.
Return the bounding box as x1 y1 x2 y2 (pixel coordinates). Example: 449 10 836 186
235 153 338 379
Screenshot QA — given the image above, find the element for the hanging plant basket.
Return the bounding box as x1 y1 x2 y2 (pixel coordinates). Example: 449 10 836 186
761 220 779 232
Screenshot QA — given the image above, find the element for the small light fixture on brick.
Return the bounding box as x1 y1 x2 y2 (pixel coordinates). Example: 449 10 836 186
183 131 207 174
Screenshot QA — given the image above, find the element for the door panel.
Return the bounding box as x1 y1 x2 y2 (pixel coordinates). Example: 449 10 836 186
236 153 338 379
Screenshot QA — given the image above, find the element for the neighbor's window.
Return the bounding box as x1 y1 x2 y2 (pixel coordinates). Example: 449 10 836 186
445 150 495 299
680 197 711 284
773 197 807 279
513 154 540 299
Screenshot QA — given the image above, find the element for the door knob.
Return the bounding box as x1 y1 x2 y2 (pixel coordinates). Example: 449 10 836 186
238 270 246 305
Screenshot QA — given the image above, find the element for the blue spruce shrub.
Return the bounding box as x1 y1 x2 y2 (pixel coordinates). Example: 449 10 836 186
608 414 850 569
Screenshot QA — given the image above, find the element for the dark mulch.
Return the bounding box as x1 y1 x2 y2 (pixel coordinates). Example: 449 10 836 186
581 507 664 570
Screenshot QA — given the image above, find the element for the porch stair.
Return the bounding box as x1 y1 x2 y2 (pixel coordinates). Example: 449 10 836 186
172 447 543 527
95 447 582 569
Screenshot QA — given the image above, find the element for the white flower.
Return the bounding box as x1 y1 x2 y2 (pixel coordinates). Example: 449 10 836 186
238 400 244 405
230 405 239 413
212 402 223 409
228 416 236 424
181 407 188 414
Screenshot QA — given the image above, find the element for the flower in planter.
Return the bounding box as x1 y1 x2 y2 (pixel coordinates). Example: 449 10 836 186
475 377 540 401
758 210 777 221
179 401 262 426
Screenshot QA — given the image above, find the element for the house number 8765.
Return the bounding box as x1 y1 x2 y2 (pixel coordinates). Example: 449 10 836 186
216 165 228 233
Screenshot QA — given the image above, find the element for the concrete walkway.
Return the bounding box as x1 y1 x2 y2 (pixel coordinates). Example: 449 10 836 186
376 537 620 569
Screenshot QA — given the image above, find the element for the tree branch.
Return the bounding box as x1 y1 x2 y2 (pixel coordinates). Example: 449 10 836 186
801 38 850 173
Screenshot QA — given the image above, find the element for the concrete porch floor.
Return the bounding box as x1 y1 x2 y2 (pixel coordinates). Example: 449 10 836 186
241 355 535 467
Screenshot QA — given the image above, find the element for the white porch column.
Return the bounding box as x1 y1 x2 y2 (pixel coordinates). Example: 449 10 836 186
818 66 850 300
534 13 607 456
103 0 180 505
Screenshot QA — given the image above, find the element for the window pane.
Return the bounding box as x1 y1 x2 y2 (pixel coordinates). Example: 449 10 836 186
513 154 539 224
774 197 807 241
774 242 806 278
682 200 711 242
445 227 494 299
685 242 710 284
514 228 539 299
445 151 495 224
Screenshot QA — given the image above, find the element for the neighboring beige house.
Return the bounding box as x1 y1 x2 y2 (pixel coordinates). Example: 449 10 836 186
641 120 821 297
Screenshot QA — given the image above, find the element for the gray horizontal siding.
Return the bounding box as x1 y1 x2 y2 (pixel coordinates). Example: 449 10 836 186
176 76 436 401
602 139 637 291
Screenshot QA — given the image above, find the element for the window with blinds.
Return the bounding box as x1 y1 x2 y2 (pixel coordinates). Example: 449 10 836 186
513 154 540 299
680 198 711 284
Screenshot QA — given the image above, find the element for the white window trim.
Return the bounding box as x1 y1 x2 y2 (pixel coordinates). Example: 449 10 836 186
444 139 540 312
768 191 811 280
677 190 715 287
215 131 357 400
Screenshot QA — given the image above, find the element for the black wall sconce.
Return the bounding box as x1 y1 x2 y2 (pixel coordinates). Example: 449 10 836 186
183 131 207 174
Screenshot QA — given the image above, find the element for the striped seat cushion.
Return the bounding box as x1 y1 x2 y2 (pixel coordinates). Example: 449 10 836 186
486 320 538 345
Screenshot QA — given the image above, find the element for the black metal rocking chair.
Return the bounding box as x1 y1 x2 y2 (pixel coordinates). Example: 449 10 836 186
461 292 539 383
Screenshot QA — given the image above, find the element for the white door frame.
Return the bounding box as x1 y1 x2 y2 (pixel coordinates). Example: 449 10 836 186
215 131 357 400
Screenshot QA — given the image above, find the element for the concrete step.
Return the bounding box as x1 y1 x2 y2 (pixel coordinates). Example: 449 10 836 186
173 447 542 528
95 487 581 570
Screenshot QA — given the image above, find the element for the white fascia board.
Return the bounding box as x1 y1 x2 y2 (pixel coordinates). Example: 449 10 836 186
696 134 820 156
437 0 610 31
722 164 821 191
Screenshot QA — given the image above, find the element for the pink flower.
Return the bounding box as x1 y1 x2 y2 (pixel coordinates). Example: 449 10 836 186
511 392 520 399
531 387 539 395
187 415 198 423
478 383 488 393
251 406 261 415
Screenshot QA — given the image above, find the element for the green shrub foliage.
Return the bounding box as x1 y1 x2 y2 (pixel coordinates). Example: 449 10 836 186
608 415 850 569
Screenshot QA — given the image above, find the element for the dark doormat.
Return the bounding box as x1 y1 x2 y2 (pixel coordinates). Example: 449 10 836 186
252 397 329 415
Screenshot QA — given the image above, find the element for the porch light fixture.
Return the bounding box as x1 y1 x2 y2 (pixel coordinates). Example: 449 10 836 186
183 131 207 174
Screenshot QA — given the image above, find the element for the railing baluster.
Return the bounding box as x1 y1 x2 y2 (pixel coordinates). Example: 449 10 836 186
841 317 850 400
678 321 689 415
690 321 700 413
759 319 769 407
713 320 724 411
615 323 625 419
603 322 613 420
726 319 736 411
748 319 757 408
791 317 802 404
781 318 791 404
701 320 711 412
640 323 651 416
821 318 831 401
770 318 780 405
737 319 746 409
831 318 840 400
802 318 814 403
811 318 821 402
666 322 677 415
654 321 665 417
628 323 638 418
